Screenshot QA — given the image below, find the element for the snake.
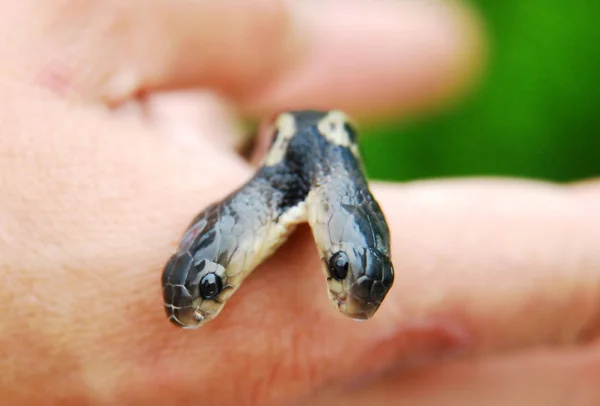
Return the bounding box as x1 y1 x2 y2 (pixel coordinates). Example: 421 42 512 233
161 110 395 329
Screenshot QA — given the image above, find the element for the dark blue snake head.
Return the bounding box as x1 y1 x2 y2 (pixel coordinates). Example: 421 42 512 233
162 251 228 328
323 243 394 320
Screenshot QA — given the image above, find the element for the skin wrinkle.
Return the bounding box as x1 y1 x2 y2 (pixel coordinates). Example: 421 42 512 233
304 345 600 406
377 181 600 352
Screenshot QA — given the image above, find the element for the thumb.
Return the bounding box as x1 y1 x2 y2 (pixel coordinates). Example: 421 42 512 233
1 0 483 118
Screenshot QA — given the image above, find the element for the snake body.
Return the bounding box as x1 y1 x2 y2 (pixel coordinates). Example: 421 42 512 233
162 110 394 328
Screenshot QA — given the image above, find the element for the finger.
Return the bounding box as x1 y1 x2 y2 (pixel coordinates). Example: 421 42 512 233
374 178 600 352
5 86 600 404
307 343 600 406
571 178 600 195
134 90 248 150
2 0 483 118
239 0 485 118
3 0 297 103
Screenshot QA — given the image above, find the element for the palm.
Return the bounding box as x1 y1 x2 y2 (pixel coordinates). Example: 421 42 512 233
1 1 599 405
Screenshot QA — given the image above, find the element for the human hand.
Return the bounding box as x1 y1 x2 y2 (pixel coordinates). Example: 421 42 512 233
1 1 598 405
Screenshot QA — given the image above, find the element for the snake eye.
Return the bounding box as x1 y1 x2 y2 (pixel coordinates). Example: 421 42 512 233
329 251 349 280
199 273 223 300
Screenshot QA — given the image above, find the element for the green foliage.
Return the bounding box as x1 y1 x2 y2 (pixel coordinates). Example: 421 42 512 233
361 0 600 182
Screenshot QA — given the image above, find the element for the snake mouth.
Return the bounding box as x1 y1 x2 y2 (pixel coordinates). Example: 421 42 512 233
164 304 207 329
330 292 380 321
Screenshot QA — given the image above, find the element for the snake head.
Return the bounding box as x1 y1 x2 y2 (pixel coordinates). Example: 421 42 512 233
161 251 229 328
322 243 394 320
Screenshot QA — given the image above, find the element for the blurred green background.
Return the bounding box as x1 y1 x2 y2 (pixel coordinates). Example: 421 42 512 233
362 0 599 182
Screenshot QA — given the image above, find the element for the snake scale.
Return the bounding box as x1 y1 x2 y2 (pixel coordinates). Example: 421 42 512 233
161 110 394 328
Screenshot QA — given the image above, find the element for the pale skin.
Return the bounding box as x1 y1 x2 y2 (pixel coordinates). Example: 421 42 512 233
1 0 599 405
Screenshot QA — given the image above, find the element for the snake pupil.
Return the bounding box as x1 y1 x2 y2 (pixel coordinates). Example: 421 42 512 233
329 251 349 280
199 273 223 300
